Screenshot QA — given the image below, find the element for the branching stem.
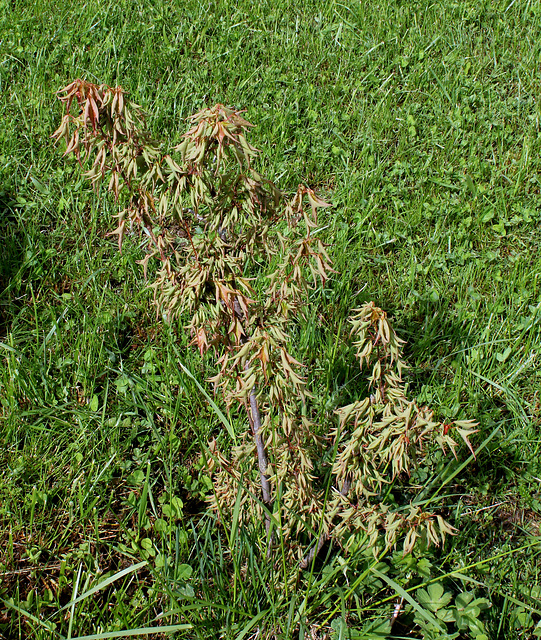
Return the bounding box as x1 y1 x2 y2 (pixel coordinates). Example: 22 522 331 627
235 296 272 535
299 476 351 569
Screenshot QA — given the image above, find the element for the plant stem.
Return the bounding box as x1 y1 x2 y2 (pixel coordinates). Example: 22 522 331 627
248 384 272 535
234 297 272 535
299 477 351 569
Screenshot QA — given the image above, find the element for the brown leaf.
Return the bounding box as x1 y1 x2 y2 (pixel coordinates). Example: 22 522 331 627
106 220 126 253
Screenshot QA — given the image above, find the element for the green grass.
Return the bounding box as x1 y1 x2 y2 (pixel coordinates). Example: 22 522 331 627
1 0 541 637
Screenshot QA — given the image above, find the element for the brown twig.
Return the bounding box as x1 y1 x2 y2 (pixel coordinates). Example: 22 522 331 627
299 476 351 569
234 297 273 537
248 383 272 534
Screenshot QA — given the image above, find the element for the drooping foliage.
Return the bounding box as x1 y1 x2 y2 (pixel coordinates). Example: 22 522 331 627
54 79 477 565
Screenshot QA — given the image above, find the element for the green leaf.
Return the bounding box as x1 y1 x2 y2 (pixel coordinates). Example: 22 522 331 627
455 591 474 609
153 518 168 533
482 210 495 223
127 470 145 485
436 607 455 623
467 597 492 612
372 569 446 633
176 563 193 580
465 174 477 197
417 582 453 612
356 618 391 638
89 394 99 412
496 346 512 362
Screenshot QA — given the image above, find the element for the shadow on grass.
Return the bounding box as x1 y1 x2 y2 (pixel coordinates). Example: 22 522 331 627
0 190 25 338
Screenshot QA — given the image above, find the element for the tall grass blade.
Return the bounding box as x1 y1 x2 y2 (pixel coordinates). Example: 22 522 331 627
59 561 148 612
371 569 446 632
171 343 236 442
69 624 192 640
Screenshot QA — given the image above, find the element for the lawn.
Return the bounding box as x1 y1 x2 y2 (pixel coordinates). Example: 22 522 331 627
1 0 541 638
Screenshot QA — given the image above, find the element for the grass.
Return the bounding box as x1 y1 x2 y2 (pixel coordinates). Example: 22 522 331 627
1 0 541 637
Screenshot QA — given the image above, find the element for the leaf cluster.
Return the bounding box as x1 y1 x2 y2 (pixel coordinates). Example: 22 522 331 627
54 80 477 566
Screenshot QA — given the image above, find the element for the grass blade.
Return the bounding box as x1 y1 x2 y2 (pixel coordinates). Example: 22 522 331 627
0 598 62 638
371 569 446 632
59 561 148 613
171 343 236 442
69 624 192 640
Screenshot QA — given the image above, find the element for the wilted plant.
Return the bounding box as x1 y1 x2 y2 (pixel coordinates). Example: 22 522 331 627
54 79 477 566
